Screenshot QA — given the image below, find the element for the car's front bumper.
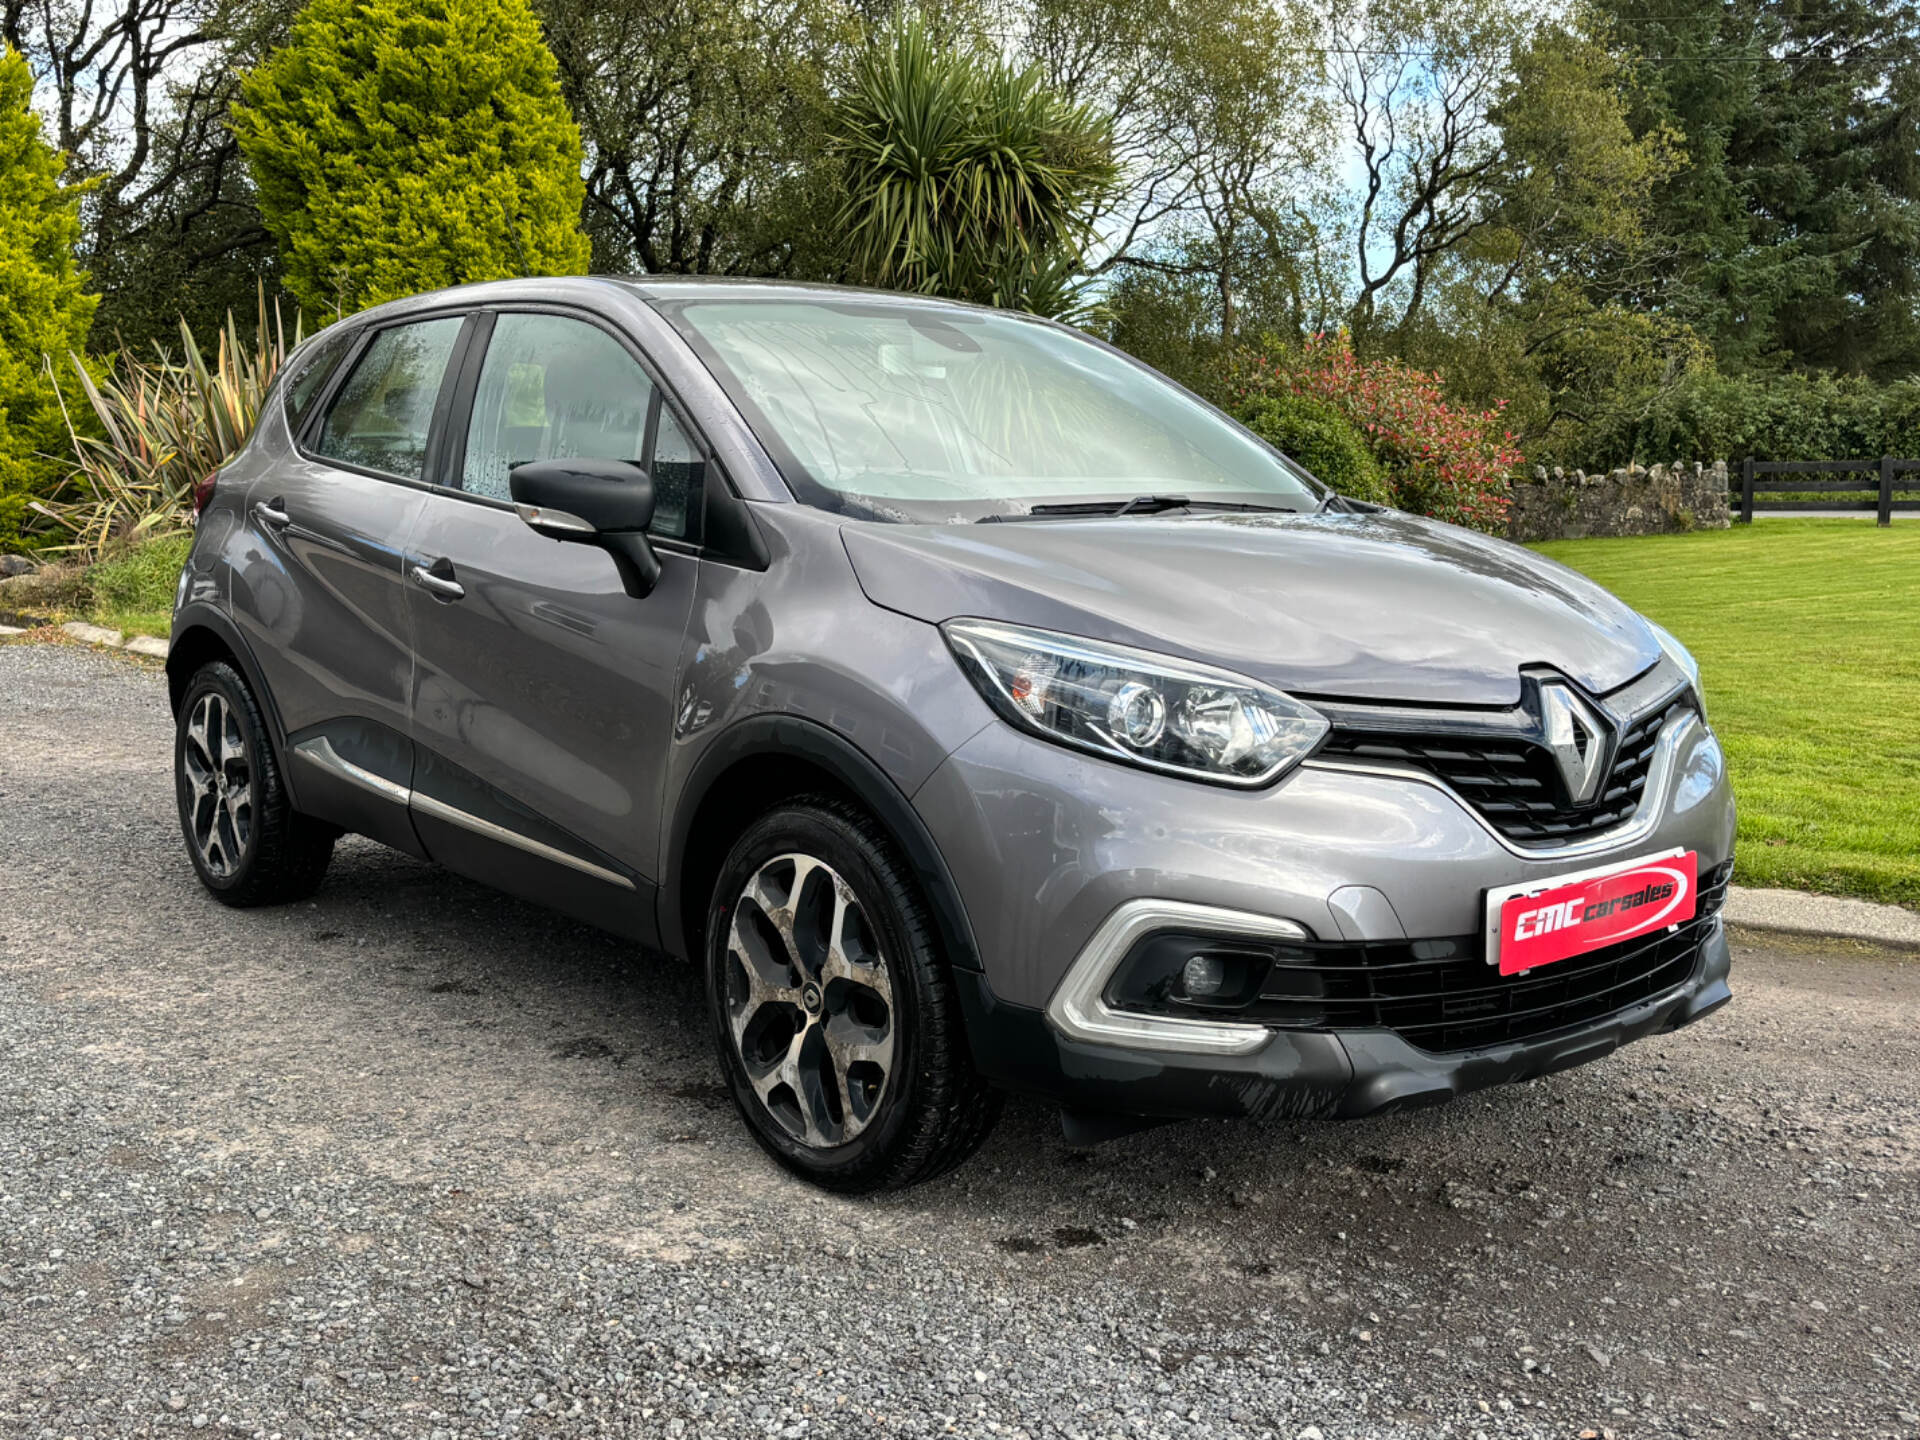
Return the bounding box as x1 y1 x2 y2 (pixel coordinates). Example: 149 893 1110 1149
914 688 1737 1123
954 915 1731 1127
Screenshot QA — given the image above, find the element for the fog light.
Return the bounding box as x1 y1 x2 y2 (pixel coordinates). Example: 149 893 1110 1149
1181 953 1228 998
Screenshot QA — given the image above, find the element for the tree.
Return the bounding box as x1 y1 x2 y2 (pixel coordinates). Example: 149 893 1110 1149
542 0 856 277
1327 0 1529 338
4 0 297 351
232 0 590 315
1100 232 1321 398
1600 0 1920 377
85 80 286 350
1008 0 1335 340
831 19 1117 316
0 45 98 549
1394 20 1704 456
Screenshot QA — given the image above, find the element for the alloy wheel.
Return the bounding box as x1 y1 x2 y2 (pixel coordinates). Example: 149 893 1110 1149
723 853 897 1149
181 692 253 878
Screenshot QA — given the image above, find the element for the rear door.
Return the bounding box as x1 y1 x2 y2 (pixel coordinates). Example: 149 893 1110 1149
232 312 472 855
399 308 701 939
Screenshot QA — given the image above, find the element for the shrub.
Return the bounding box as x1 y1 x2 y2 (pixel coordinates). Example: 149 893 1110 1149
87 531 194 616
0 45 100 551
1574 368 1920 469
1229 334 1520 531
34 291 300 557
233 0 590 317
1238 392 1393 505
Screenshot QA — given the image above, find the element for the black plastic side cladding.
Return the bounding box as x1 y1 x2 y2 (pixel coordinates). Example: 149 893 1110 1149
660 713 982 975
167 606 300 806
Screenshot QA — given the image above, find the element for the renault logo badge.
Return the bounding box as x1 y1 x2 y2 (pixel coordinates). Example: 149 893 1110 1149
1540 683 1609 805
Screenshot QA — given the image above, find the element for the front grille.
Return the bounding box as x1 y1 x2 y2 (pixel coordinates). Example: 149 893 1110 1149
1232 862 1732 1054
1319 697 1694 845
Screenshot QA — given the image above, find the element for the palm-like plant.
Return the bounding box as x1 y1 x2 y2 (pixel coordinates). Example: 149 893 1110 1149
33 287 302 557
832 20 1117 318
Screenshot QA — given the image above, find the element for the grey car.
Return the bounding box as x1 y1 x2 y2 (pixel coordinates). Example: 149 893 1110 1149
167 277 1736 1191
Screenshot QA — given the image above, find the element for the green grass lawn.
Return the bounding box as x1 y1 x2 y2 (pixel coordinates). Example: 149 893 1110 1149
1535 519 1920 909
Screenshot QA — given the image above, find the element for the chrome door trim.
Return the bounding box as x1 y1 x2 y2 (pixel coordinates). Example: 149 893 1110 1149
292 736 410 805
408 791 635 890
291 735 635 891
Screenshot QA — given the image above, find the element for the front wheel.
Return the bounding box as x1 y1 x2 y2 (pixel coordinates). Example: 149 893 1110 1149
175 660 335 906
706 797 1002 1191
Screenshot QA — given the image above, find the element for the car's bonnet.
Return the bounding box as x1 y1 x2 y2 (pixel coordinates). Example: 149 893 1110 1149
840 509 1660 706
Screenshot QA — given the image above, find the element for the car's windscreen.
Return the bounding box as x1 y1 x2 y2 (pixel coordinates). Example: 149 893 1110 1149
663 298 1322 522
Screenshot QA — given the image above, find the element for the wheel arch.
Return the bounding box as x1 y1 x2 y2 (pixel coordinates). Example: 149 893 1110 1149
662 715 982 978
165 608 300 806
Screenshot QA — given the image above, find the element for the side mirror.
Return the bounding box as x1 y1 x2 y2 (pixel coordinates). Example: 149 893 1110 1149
509 457 661 598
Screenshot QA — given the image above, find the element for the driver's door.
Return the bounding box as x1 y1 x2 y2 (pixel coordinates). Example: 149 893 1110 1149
401 309 701 939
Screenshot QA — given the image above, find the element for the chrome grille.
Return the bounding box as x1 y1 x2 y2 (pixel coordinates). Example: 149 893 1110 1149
1316 685 1695 846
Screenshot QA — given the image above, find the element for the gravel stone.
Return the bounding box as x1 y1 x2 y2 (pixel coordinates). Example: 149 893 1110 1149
1 643 1917 1438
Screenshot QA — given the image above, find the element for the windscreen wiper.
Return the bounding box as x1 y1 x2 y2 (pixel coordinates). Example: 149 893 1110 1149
979 494 1318 522
1045 494 1192 518
981 495 1192 522
1183 499 1316 515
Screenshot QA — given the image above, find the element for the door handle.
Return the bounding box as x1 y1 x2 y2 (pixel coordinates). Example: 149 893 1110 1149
409 561 466 601
255 497 291 530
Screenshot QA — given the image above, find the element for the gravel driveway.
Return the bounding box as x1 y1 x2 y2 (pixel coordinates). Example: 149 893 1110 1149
2 643 1916 1440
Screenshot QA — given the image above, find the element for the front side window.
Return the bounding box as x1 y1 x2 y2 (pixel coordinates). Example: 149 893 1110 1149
461 314 658 512
312 318 464 481
662 298 1322 523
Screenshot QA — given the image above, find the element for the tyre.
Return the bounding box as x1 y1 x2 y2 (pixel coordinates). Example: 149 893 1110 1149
705 796 1002 1191
175 660 335 906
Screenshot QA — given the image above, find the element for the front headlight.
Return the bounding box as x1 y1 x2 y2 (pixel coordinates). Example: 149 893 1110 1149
1644 618 1704 709
943 619 1329 786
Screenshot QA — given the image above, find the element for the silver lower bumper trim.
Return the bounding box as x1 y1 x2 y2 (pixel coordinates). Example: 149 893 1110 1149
1045 900 1304 1056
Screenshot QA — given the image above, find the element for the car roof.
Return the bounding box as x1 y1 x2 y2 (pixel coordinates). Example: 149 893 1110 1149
334 274 1011 330
610 275 968 306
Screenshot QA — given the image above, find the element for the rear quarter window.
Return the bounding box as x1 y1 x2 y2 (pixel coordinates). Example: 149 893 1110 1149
282 329 357 436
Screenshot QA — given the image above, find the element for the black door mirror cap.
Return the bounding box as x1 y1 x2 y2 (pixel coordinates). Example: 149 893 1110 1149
510 457 656 535
509 457 662 598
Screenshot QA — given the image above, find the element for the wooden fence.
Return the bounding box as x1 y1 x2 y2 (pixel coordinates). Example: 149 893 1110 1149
1738 457 1920 525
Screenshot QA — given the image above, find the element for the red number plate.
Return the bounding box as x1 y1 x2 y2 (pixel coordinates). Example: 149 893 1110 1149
1487 850 1699 975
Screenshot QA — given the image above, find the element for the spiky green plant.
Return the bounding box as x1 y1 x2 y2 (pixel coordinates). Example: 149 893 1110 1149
33 287 303 557
831 20 1117 317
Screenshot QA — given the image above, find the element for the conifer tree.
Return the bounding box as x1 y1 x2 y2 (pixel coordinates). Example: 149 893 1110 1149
233 0 591 315
0 45 99 549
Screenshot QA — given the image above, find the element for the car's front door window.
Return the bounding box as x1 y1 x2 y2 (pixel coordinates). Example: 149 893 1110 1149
462 314 655 500
311 317 464 481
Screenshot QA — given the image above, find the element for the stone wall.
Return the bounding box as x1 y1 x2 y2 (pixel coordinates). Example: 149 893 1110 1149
1505 461 1732 543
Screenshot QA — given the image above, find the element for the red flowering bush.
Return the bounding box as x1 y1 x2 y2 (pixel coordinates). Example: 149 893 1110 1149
1230 333 1519 532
